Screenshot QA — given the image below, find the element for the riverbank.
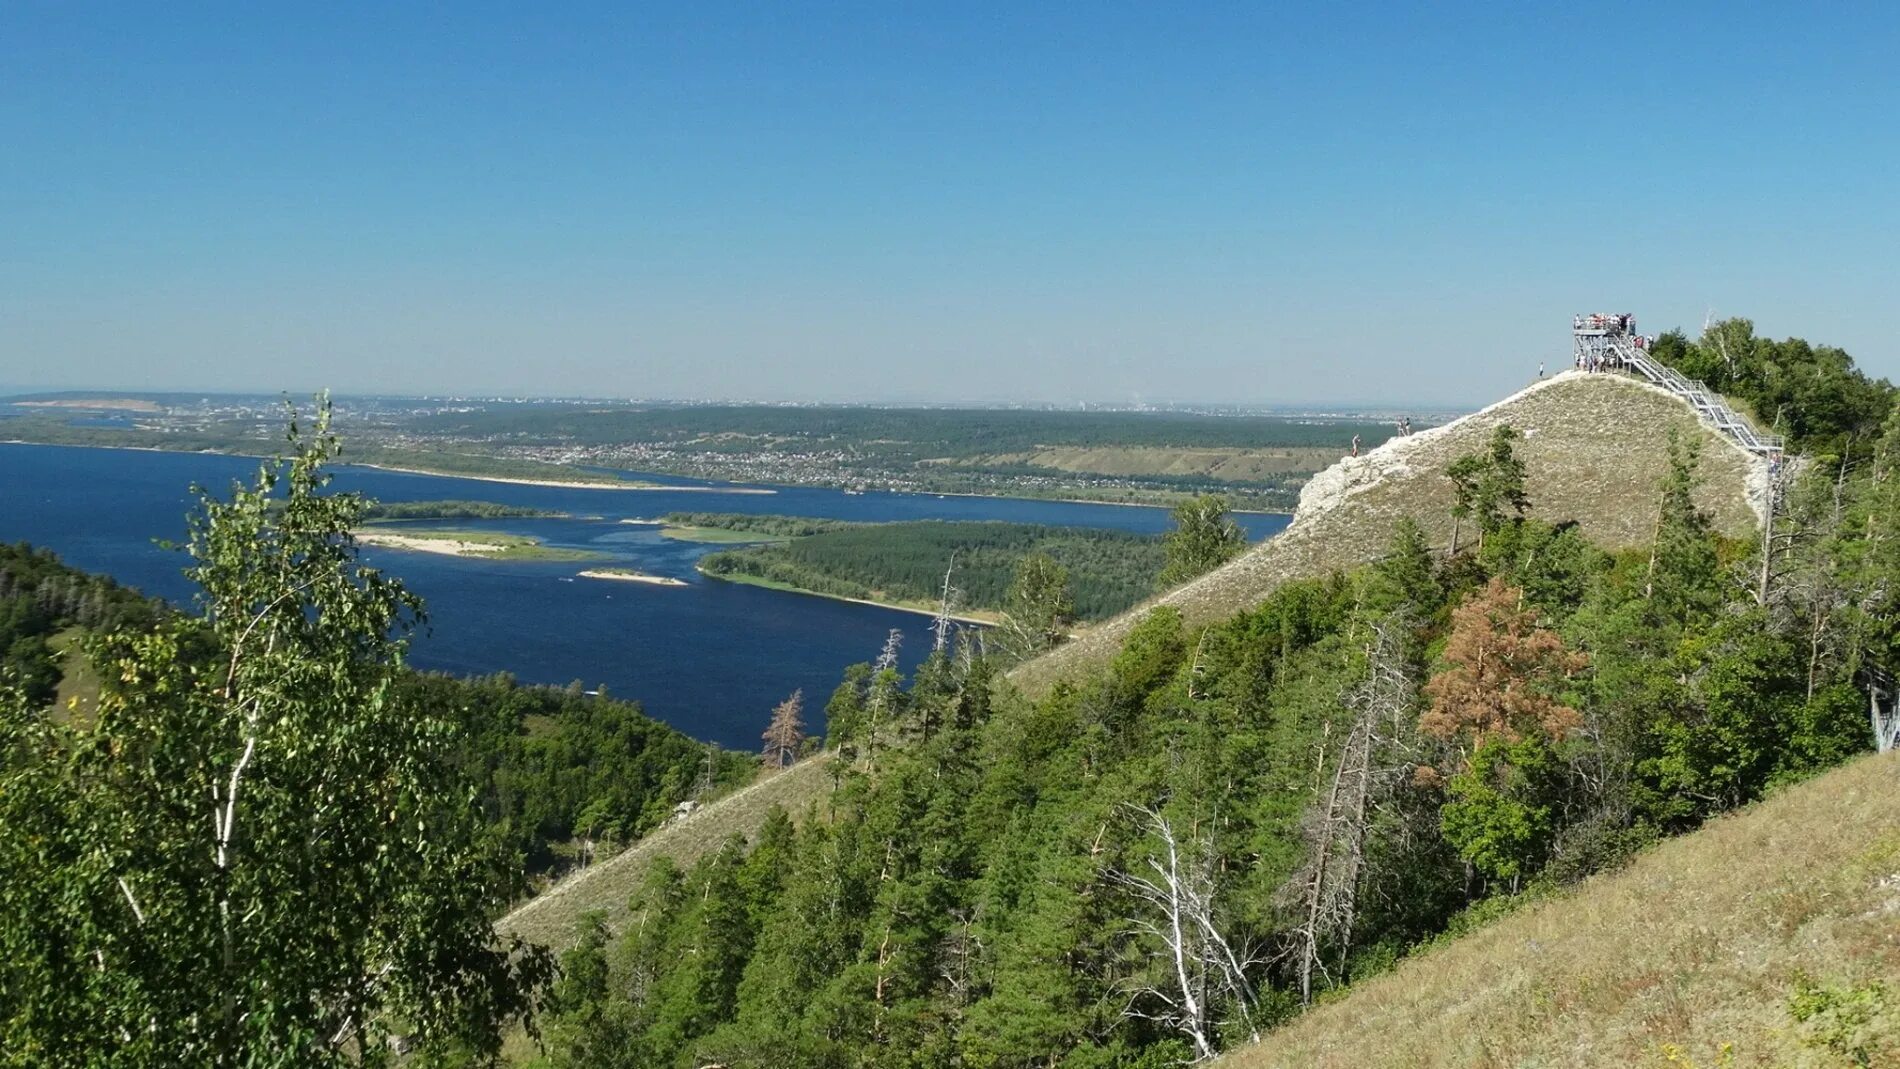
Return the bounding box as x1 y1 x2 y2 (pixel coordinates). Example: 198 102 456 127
697 566 1000 625
579 568 688 586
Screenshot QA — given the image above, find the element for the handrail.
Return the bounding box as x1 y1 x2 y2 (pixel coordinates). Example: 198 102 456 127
1612 344 1784 457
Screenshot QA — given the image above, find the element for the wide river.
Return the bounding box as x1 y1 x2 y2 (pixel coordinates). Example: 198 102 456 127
0 443 1289 747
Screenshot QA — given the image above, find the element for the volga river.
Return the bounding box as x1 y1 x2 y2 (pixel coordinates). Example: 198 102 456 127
0 443 1289 747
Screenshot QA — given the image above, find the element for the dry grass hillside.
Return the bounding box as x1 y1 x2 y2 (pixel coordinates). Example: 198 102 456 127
1011 371 1767 694
497 755 836 949
1226 752 1900 1069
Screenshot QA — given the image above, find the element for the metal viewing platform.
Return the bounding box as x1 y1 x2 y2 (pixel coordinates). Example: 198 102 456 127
1572 313 1784 458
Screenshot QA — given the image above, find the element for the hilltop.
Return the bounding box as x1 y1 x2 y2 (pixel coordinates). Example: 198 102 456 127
1226 752 1900 1069
1012 371 1767 693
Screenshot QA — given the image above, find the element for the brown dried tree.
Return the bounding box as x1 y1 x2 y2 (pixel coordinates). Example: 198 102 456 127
761 689 806 768
1419 577 1587 771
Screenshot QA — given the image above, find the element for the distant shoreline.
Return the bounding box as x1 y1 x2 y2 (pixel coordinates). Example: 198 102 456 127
352 463 776 493
0 441 775 494
1 440 1281 515
915 487 1292 517
697 566 998 625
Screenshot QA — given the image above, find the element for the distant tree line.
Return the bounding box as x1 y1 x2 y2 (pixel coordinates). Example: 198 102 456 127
1650 317 1894 458
415 404 1402 457
659 512 861 537
360 499 563 520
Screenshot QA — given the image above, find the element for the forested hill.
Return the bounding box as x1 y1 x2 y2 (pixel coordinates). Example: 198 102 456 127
500 323 1897 1069
1011 369 1767 694
513 345 1897 1067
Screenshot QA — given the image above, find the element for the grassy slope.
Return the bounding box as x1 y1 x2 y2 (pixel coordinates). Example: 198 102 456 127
497 756 837 949
1011 372 1766 695
46 627 102 722
1227 752 1900 1069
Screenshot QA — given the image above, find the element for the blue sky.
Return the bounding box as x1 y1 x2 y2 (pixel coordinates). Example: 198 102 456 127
3 3 1895 405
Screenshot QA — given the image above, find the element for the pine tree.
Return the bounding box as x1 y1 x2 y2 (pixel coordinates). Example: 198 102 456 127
1446 425 1531 553
999 553 1074 658
1159 494 1246 587
762 689 806 768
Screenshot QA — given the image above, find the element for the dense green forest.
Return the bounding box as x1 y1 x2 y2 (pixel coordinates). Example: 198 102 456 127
408 672 754 883
658 512 862 537
526 324 1900 1069
363 500 565 520
700 521 1169 620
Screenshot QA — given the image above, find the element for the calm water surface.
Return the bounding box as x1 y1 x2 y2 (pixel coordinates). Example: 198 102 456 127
0 444 1288 746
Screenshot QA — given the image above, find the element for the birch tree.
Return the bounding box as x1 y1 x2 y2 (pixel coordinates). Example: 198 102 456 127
0 402 547 1067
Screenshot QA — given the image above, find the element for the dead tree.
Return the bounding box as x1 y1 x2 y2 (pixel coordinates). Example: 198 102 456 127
1286 613 1419 1005
1872 667 1899 754
1110 805 1260 1062
931 554 962 653
863 629 904 756
761 689 806 768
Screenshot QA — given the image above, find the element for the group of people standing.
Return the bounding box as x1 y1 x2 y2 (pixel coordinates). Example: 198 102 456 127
1349 416 1414 457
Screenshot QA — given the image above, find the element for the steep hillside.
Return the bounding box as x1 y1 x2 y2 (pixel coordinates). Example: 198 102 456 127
1226 752 1900 1069
1012 371 1767 694
497 754 836 948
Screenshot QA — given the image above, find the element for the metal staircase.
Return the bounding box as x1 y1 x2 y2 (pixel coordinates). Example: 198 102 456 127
1572 314 1784 458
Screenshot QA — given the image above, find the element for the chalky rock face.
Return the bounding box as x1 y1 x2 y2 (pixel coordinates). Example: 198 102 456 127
1011 371 1768 694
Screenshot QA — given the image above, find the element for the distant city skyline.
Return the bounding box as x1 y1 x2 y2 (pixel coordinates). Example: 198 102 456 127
4 4 1895 404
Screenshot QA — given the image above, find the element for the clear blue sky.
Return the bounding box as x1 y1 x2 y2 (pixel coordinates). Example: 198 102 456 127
3 3 1895 405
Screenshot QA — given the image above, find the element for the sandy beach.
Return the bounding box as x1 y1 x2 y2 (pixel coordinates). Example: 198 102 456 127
578 569 689 586
352 530 510 557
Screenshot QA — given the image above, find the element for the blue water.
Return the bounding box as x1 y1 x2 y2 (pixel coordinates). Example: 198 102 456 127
0 443 1288 747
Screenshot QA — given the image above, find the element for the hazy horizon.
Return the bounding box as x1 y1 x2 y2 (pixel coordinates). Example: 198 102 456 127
5 5 1896 405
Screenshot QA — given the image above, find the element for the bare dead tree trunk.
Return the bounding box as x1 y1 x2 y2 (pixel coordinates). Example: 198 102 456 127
931 554 960 653
1285 614 1418 1006
1110 806 1259 1061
